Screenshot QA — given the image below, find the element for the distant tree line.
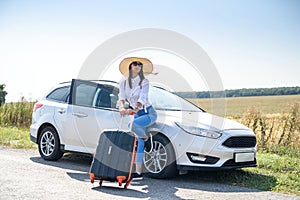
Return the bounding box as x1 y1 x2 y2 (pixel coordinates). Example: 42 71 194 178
175 86 300 98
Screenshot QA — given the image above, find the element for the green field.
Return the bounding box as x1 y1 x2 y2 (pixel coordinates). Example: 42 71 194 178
189 94 300 117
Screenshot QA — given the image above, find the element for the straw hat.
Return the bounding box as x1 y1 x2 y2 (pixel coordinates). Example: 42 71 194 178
119 57 153 76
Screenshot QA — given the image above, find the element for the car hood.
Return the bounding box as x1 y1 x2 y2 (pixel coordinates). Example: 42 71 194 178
156 110 251 132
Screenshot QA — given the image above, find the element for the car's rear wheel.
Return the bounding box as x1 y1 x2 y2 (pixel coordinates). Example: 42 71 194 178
143 134 178 179
38 126 63 161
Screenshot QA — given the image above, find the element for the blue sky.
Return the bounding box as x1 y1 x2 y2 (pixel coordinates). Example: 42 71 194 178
0 0 299 101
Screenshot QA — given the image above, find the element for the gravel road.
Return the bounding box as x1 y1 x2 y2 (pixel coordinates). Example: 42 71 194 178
0 147 299 200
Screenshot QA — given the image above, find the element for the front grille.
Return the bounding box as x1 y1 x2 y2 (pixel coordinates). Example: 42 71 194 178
222 158 257 168
223 136 256 148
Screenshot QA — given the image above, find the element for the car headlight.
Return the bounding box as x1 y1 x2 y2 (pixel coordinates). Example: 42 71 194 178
175 122 222 139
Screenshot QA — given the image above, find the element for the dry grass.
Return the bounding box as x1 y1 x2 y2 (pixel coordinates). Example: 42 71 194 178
238 104 300 156
0 101 35 128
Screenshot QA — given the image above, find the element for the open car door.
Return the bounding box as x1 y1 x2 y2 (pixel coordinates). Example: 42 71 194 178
66 79 129 153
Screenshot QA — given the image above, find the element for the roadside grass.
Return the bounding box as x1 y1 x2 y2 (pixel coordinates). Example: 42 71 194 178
0 127 35 149
252 152 300 195
192 152 300 196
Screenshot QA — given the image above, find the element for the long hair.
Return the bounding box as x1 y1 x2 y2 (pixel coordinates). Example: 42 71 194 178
128 63 145 89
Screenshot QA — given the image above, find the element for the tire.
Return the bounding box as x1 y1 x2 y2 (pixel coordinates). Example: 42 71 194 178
38 126 64 161
143 134 178 179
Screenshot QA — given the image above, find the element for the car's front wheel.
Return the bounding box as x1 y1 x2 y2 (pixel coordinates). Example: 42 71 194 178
38 126 64 161
143 134 178 179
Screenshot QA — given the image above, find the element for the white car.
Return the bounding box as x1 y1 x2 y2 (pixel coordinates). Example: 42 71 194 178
30 79 256 178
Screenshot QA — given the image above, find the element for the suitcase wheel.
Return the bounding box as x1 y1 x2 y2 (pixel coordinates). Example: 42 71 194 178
116 176 126 187
124 179 132 189
90 173 95 184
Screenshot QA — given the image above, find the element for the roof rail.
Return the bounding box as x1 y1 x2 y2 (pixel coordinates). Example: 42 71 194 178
59 81 71 84
59 79 118 85
89 80 118 84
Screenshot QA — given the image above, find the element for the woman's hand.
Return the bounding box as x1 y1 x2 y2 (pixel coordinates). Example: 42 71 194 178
119 100 127 117
136 102 143 110
119 108 137 116
119 108 128 117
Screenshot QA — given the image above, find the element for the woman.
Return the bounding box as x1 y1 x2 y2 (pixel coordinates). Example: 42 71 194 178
118 57 157 180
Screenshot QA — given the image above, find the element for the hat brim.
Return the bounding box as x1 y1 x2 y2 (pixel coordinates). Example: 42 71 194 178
119 57 153 76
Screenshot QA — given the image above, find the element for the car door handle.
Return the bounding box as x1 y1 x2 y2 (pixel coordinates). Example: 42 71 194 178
72 112 88 118
57 109 66 114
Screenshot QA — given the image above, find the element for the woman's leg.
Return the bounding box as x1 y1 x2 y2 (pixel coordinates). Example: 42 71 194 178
132 116 148 174
131 115 151 137
131 107 157 175
135 138 145 174
131 116 154 174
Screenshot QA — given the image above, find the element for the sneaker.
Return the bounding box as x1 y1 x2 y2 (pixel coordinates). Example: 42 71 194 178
144 138 152 152
132 173 143 181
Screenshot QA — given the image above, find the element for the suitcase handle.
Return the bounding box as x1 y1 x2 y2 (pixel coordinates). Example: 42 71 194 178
118 116 123 131
118 111 135 131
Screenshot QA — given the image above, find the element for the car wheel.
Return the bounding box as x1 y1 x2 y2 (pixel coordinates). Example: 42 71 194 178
143 134 178 179
38 126 64 161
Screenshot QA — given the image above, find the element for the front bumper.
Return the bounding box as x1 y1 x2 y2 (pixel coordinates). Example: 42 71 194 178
172 128 257 170
177 159 257 171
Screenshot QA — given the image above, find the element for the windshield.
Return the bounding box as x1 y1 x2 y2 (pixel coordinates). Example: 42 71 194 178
149 87 204 112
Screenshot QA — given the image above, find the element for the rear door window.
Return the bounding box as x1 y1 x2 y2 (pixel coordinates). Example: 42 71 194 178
71 80 97 107
47 86 70 103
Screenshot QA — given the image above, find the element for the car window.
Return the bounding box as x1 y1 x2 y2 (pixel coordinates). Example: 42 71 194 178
93 85 118 109
47 86 70 103
74 83 97 107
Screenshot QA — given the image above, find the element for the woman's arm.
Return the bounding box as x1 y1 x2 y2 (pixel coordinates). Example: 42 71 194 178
118 80 129 116
119 100 129 116
118 79 126 102
137 79 149 109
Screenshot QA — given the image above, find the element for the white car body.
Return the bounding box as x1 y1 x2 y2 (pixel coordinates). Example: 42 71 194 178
30 79 256 178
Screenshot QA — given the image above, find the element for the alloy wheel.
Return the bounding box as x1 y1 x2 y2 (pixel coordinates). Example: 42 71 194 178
144 141 168 174
40 131 55 156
